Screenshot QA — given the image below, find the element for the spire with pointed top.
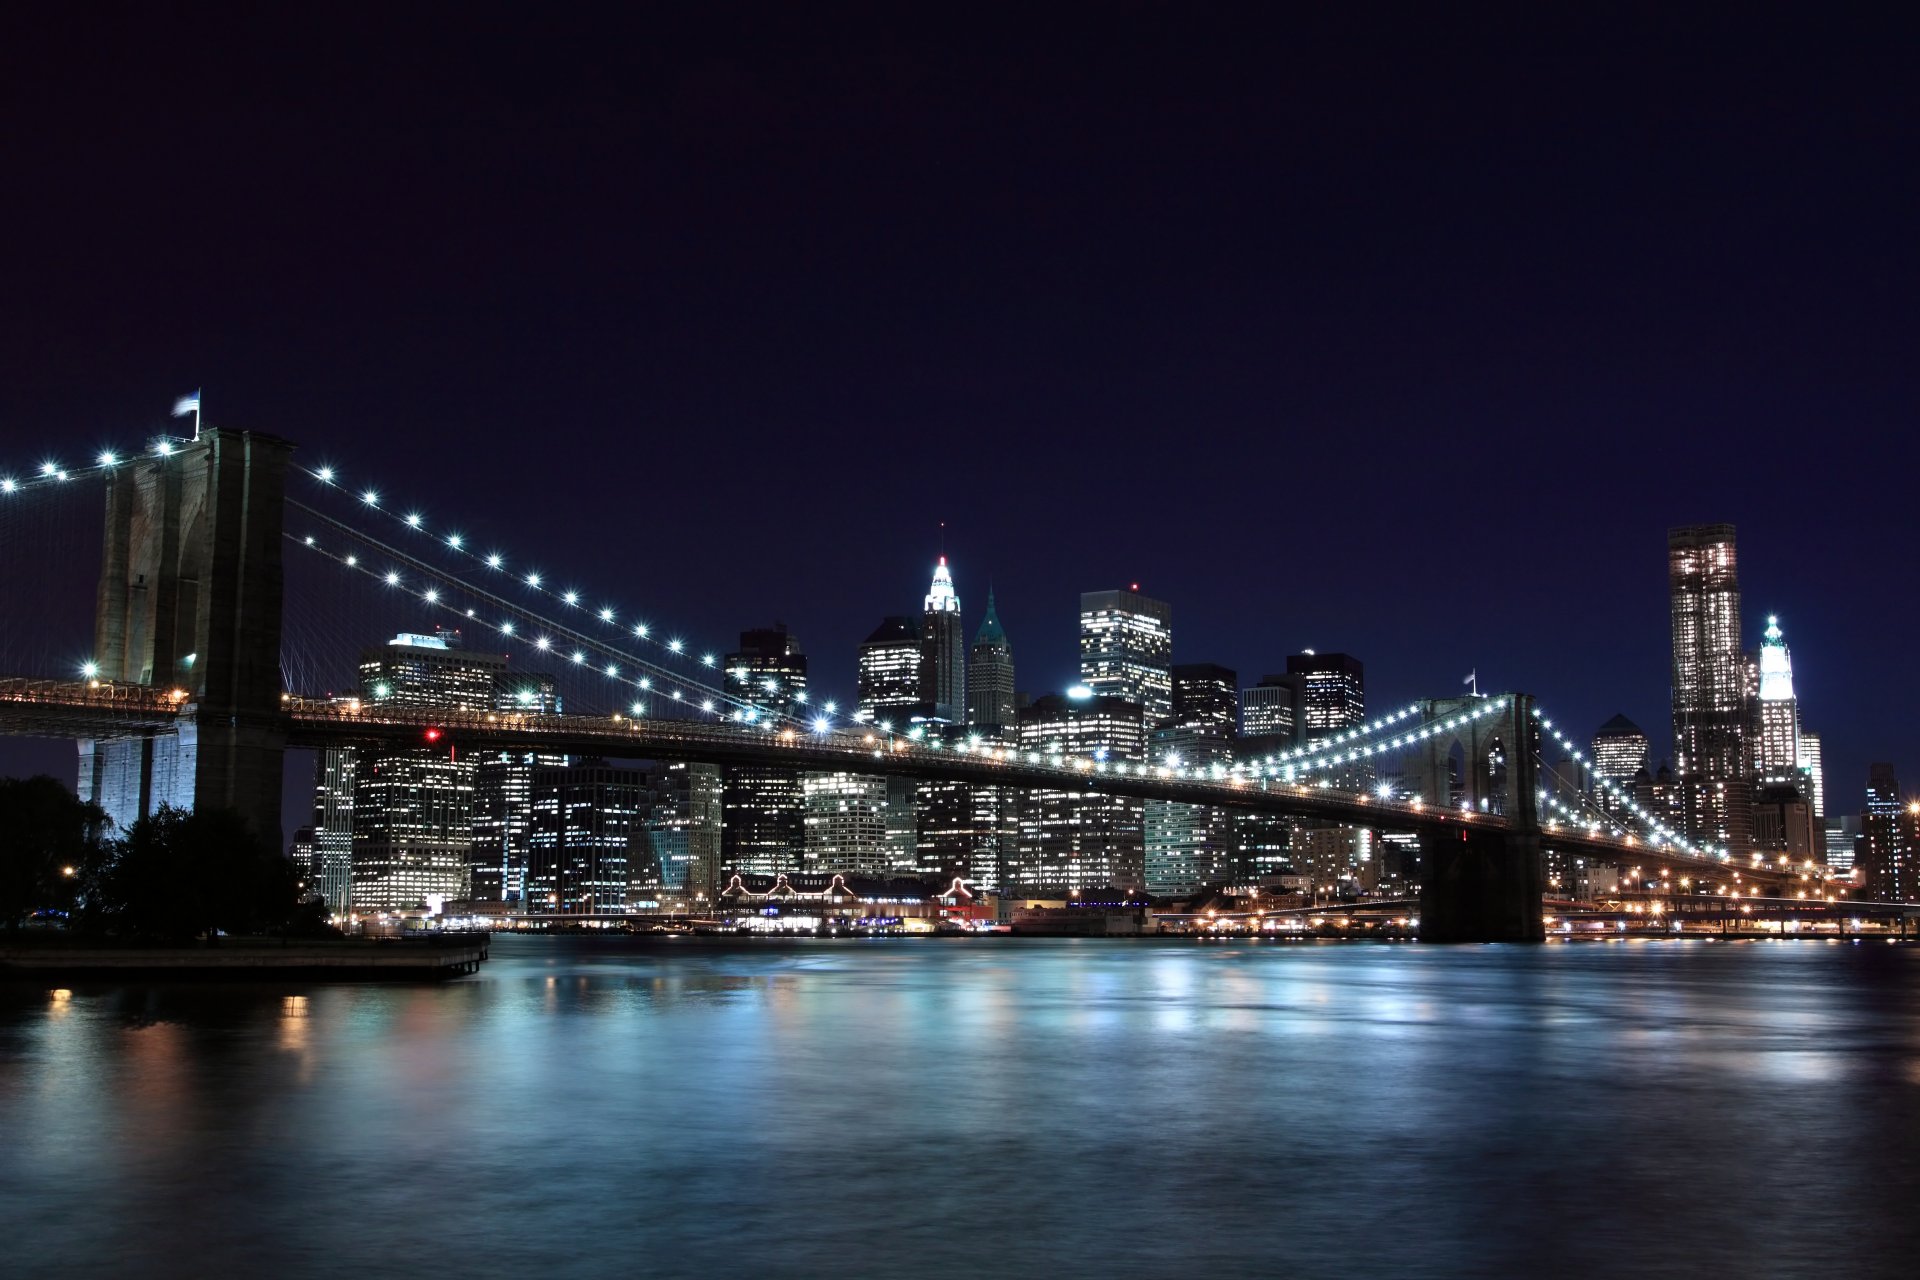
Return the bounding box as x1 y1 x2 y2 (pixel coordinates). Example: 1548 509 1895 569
925 555 960 614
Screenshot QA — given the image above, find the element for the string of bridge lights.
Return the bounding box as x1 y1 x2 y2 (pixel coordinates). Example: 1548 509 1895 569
7 444 1715 859
298 461 745 691
0 436 195 496
286 513 777 725
1531 704 1730 861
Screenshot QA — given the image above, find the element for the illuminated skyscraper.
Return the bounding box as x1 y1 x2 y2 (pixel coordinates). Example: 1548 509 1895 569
1286 651 1364 742
1146 664 1239 894
966 589 1016 734
1669 524 1750 848
350 630 504 913
1014 691 1146 892
804 771 894 876
722 625 808 875
1861 764 1916 902
1591 715 1650 784
920 557 965 723
1754 615 1801 782
470 673 562 906
647 762 723 900
527 759 646 914
1240 675 1299 742
1080 587 1172 725
1798 731 1825 818
857 616 922 722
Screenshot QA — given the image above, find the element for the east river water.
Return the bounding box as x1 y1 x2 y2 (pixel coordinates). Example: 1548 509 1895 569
4 936 1920 1278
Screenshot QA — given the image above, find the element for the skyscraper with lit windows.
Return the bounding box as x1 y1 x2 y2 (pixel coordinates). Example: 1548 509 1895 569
1669 524 1751 849
920 558 965 723
1015 690 1146 892
1754 615 1801 783
349 629 506 913
857 616 922 723
721 624 808 875
1080 587 1172 726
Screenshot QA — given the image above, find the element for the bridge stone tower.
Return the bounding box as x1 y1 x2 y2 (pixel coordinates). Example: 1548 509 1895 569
78 428 295 843
1406 694 1546 943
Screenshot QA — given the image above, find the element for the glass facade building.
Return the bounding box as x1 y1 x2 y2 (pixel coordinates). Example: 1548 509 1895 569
1669 524 1750 848
722 625 809 875
1014 691 1146 892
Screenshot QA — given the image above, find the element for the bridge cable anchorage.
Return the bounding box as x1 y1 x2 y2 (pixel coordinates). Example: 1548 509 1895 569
294 461 744 696
284 511 775 725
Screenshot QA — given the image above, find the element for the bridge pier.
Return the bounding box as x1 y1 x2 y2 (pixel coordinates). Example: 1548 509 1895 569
80 429 293 842
1418 826 1546 944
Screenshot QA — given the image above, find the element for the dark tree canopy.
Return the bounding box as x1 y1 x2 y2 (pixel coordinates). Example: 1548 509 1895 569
89 805 313 942
0 775 108 929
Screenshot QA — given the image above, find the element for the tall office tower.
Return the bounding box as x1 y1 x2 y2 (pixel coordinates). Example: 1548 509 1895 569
957 591 1020 886
1145 664 1240 894
1861 764 1915 902
310 735 356 914
967 590 1016 734
1798 731 1825 818
349 631 505 913
1014 691 1146 892
1235 674 1299 877
919 557 966 724
1286 651 1365 741
722 625 809 875
1669 524 1750 847
857 616 922 723
883 776 920 871
1144 722 1236 895
526 759 646 914
1824 814 1861 875
647 762 723 900
804 771 893 876
1170 664 1238 733
470 673 562 906
1240 674 1299 741
1754 615 1801 782
1080 587 1173 726
1591 715 1650 785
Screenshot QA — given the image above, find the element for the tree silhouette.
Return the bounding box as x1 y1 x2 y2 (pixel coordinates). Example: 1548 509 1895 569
0 775 109 930
91 805 307 941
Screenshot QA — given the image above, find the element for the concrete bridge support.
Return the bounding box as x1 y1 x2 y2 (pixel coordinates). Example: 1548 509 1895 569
1410 693 1548 942
79 429 294 842
1419 827 1546 942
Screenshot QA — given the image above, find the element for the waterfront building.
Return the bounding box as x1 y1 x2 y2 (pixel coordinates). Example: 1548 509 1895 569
1014 690 1146 892
646 762 723 901
804 770 894 876
526 759 647 914
1145 722 1235 895
1079 587 1172 726
349 630 504 913
920 558 965 724
469 673 561 906
966 589 1016 733
1668 524 1750 849
310 734 356 913
721 625 809 876
856 616 922 723
1861 764 1916 902
1146 664 1239 895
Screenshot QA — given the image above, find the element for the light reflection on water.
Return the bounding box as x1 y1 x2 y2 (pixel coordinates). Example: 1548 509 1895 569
4 936 1920 1278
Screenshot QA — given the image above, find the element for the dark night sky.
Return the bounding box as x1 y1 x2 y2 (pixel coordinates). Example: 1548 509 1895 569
2 5 1916 818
